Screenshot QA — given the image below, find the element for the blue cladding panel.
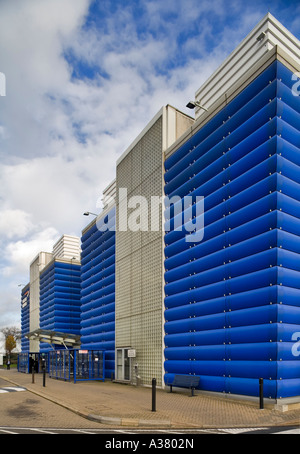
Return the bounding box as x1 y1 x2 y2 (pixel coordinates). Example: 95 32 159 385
39 261 81 353
163 60 300 399
80 207 116 379
21 285 30 352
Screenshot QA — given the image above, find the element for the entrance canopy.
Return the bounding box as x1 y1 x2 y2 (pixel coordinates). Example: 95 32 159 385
25 329 81 349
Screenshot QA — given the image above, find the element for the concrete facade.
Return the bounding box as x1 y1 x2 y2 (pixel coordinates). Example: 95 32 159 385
29 252 53 352
115 106 193 386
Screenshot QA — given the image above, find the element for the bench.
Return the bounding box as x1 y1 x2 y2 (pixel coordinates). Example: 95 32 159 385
167 375 200 396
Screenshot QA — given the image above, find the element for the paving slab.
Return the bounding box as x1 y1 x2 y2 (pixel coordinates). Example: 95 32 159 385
0 369 299 429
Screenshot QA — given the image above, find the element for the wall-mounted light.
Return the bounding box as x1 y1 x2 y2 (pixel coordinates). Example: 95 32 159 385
83 211 98 217
256 31 266 42
186 101 208 111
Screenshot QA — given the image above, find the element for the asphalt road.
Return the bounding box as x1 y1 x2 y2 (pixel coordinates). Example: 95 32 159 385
0 425 300 435
0 377 106 430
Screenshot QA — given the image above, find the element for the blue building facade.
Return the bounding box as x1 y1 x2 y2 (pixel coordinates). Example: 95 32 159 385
80 207 116 379
163 60 300 400
21 284 30 352
39 260 81 352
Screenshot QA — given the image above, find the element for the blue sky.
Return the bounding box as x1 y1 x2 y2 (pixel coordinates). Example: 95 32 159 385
0 0 299 341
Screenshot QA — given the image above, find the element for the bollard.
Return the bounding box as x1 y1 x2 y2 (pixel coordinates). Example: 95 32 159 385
259 378 264 409
42 358 46 387
32 368 35 384
152 378 156 412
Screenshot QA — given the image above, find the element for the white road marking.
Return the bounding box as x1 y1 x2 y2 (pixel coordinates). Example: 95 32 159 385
156 429 184 434
29 428 58 434
0 429 19 434
217 427 267 434
69 429 97 434
274 428 300 434
3 387 26 392
0 387 26 393
115 429 136 434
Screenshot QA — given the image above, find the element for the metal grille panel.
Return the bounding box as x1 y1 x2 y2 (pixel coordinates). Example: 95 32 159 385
116 116 164 386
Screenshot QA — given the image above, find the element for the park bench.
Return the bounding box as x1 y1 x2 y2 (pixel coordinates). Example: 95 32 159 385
167 374 200 396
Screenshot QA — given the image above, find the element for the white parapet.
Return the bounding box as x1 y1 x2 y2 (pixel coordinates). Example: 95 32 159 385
52 234 81 261
194 13 300 120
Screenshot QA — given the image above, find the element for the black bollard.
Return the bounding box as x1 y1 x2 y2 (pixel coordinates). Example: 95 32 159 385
152 378 156 412
32 367 35 384
259 378 264 409
43 368 46 387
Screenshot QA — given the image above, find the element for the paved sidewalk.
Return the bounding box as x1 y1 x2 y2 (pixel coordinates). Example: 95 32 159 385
0 368 300 429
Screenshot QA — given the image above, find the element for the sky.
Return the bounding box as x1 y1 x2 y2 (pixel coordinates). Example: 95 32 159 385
0 0 299 343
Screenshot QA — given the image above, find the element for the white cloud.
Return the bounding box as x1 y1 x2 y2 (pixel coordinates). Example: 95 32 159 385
1 227 59 278
0 0 89 158
0 223 60 332
0 210 34 240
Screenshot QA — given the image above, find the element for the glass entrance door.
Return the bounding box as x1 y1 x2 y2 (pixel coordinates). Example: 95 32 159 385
116 348 131 381
124 349 130 380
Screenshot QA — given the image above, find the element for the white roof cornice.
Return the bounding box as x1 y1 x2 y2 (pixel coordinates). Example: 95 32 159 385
194 13 300 119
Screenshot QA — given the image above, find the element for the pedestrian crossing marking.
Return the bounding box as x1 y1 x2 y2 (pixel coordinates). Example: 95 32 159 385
0 387 26 393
